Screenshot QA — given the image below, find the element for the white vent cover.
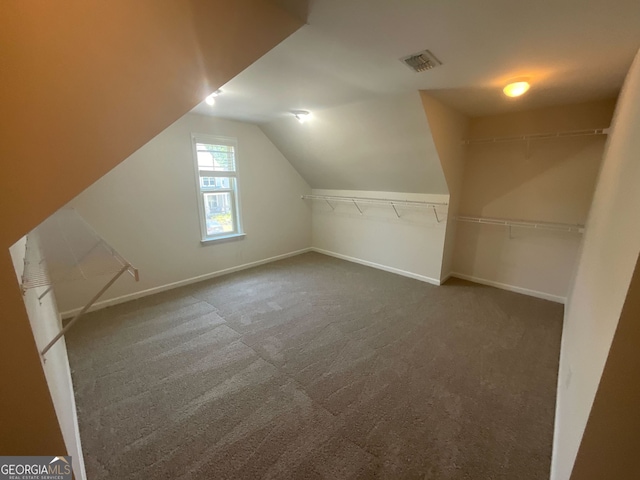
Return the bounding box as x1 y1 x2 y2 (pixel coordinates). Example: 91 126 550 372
400 50 442 72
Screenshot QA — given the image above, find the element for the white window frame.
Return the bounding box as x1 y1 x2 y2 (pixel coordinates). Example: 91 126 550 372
191 133 244 243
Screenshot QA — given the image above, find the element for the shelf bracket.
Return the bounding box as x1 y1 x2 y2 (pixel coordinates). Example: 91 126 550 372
390 202 401 218
432 206 442 223
325 199 334 211
40 263 130 357
38 285 53 303
352 199 363 215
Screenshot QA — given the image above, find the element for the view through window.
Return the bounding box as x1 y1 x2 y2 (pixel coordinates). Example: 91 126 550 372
191 135 242 240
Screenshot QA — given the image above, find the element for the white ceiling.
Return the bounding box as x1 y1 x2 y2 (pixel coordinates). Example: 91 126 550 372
260 92 449 193
192 0 640 122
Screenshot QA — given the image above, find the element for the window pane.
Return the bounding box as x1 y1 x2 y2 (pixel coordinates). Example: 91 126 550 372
203 192 234 236
197 151 214 170
200 176 232 190
196 143 236 172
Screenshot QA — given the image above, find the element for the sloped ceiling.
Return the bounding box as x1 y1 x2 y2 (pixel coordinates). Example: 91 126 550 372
260 92 448 193
268 0 310 22
193 0 640 122
190 0 640 194
0 0 303 245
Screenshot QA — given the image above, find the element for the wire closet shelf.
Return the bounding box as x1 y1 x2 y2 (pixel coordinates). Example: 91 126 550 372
21 208 139 357
456 215 584 234
461 128 610 145
301 194 448 222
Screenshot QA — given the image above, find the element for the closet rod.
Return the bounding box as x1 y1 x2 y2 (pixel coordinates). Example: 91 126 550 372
301 194 448 208
461 127 610 145
456 215 584 233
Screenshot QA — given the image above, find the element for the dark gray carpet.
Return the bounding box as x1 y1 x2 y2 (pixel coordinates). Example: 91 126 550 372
66 252 562 480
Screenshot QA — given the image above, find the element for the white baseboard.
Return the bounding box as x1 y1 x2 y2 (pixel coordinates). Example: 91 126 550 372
449 272 566 304
311 247 441 286
60 248 312 319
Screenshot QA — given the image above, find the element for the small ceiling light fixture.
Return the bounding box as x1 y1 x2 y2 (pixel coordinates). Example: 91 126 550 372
205 89 223 106
292 110 311 123
503 81 530 97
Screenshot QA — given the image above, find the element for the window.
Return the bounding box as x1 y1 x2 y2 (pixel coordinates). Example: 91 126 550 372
191 134 243 242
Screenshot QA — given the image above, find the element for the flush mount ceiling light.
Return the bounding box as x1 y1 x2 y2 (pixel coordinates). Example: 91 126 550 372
503 81 530 97
205 89 223 106
292 110 311 123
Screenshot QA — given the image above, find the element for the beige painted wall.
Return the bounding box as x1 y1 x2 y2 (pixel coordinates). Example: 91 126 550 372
310 189 449 283
0 0 300 455
9 238 86 479
420 92 470 280
452 99 616 301
552 49 640 480
569 253 640 479
55 114 312 313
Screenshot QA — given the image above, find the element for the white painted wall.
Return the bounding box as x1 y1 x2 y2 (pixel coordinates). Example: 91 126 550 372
310 189 449 284
420 92 470 280
260 91 449 194
9 236 86 480
552 50 640 480
452 100 615 301
55 113 311 313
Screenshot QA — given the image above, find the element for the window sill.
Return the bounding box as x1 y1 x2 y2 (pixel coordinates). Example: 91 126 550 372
200 233 246 245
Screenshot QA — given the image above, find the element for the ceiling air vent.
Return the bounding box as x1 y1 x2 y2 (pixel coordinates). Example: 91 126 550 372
401 50 442 72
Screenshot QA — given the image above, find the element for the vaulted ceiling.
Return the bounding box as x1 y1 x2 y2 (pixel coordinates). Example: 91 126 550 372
192 0 640 193
195 0 640 122
260 91 448 193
